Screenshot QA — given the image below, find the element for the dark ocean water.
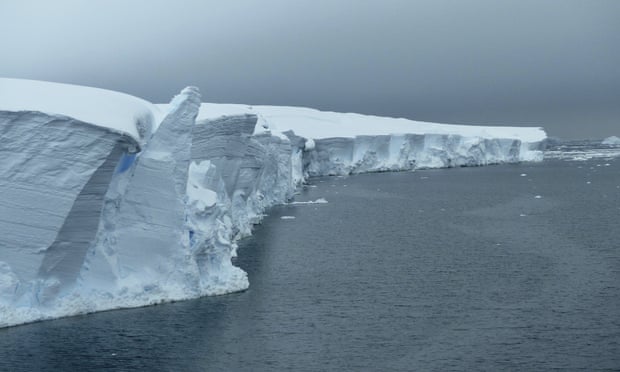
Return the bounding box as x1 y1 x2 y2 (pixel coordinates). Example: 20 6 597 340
1 148 619 371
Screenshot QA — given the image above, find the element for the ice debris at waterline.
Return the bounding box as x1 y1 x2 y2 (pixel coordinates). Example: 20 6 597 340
0 78 547 327
602 136 620 146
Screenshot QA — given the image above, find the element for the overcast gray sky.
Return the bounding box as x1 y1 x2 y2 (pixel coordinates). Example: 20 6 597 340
1 0 618 138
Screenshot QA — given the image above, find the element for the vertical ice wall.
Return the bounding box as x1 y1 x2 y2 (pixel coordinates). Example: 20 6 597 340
303 133 527 176
186 114 298 294
0 111 139 307
36 142 126 300
80 87 201 297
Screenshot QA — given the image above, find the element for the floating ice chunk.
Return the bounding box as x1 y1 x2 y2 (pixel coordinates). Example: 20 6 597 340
534 195 542 199
287 198 328 205
602 136 620 146
280 216 296 220
520 173 527 177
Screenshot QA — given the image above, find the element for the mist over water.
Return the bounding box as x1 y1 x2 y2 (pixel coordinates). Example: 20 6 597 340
1 147 619 371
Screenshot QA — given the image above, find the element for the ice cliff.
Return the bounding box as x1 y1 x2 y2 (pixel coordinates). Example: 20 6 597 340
0 79 546 327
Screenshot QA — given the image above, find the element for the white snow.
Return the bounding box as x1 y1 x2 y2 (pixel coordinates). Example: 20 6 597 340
304 138 316 151
1 78 163 141
192 103 546 142
187 161 218 209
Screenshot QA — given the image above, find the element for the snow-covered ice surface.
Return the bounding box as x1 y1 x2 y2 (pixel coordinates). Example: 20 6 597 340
189 103 546 175
1 79 546 327
1 78 163 144
194 103 546 142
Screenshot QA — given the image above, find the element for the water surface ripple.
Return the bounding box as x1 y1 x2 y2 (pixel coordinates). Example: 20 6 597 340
1 156 619 371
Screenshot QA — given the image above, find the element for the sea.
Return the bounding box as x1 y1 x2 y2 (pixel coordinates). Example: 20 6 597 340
1 141 619 371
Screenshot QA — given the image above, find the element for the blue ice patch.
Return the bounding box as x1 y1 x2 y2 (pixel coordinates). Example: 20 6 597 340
189 230 195 246
115 153 136 174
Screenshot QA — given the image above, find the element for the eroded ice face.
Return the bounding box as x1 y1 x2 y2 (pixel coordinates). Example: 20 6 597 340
0 78 546 328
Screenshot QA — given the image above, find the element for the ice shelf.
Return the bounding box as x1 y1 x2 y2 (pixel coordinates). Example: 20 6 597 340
0 79 546 327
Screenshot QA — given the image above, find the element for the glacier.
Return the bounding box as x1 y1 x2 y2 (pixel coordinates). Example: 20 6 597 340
0 78 546 327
